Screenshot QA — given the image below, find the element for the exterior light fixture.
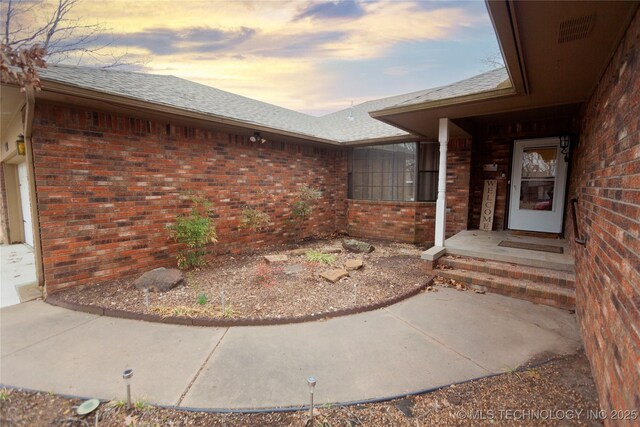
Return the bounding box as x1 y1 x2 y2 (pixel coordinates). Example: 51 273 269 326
249 132 266 144
122 368 134 408
307 376 317 422
559 135 570 162
16 134 26 156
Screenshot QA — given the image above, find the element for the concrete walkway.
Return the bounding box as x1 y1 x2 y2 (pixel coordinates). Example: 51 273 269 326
0 288 582 410
1 244 38 308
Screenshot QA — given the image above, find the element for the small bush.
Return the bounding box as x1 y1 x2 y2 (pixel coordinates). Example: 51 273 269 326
305 250 335 264
254 262 280 288
166 194 217 270
197 293 208 305
221 305 236 319
289 186 321 240
240 207 272 231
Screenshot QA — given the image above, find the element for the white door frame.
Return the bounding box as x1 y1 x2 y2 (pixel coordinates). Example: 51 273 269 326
17 161 34 247
508 137 568 233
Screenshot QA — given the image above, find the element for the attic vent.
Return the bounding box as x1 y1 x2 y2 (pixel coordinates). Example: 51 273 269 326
558 14 595 43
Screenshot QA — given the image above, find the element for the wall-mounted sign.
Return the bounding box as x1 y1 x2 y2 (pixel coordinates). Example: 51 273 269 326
480 179 497 231
483 163 498 172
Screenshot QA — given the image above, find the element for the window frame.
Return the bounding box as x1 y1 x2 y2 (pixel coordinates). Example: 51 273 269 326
347 142 440 203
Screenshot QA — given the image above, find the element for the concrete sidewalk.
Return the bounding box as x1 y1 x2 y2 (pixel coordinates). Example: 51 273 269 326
0 288 582 410
1 244 39 308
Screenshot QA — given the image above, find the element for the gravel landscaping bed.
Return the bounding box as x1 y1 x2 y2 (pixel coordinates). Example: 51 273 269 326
51 239 430 324
0 352 602 426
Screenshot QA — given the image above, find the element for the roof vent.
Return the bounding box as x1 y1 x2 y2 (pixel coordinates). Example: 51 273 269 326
558 14 595 43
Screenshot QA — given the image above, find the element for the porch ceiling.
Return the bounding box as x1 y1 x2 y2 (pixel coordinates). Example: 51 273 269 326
372 0 639 140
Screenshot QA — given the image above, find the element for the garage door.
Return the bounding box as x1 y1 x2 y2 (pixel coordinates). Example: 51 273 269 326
17 162 34 247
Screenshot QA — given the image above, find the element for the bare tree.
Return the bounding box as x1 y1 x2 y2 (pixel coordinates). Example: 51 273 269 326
2 0 132 66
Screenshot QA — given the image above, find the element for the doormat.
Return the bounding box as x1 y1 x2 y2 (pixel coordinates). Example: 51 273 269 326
498 240 564 254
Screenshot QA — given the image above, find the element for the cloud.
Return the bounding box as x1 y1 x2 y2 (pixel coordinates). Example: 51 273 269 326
108 26 256 55
294 1 366 21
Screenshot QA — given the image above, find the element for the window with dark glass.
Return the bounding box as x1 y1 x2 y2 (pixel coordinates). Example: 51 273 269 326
418 142 439 202
348 142 439 202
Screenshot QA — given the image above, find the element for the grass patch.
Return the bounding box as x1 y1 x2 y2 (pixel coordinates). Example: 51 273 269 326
305 250 336 264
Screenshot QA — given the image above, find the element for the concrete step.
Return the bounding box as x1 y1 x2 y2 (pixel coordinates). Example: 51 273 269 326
438 256 575 289
436 268 575 311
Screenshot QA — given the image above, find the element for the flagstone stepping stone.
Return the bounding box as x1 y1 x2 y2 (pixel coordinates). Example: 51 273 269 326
345 259 364 271
289 248 308 256
264 254 288 263
342 239 375 253
133 267 184 292
284 264 304 275
320 268 349 283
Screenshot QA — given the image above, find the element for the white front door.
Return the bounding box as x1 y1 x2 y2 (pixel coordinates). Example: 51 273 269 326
508 138 568 233
17 162 34 247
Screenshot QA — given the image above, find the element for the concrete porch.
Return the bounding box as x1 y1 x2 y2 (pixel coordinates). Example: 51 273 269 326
424 230 574 272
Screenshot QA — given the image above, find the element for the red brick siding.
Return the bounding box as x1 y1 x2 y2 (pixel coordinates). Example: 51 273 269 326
566 8 640 419
469 118 577 231
445 138 472 237
346 200 435 243
32 102 347 293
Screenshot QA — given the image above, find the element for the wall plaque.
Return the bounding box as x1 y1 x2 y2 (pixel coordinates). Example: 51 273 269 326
480 180 497 231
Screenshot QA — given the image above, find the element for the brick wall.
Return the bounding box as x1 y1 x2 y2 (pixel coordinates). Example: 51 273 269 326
566 8 640 419
469 117 577 230
346 200 435 243
32 102 348 293
346 137 471 244
445 138 472 237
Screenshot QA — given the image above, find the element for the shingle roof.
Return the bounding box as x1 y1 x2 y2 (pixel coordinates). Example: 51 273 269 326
38 65 510 144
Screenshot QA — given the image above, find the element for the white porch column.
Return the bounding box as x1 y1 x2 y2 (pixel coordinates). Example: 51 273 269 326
434 118 449 247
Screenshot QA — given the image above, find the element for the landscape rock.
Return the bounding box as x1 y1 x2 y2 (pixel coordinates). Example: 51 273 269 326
133 267 184 292
342 239 375 253
288 248 308 256
264 254 288 263
320 246 342 254
345 259 364 271
284 264 304 275
320 268 349 283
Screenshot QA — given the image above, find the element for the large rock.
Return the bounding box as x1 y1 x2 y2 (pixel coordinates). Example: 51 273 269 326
342 239 375 253
320 268 349 283
133 267 185 292
264 254 288 263
345 259 364 271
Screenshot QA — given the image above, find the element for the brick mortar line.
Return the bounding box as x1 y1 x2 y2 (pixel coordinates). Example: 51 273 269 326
382 306 492 373
175 327 229 407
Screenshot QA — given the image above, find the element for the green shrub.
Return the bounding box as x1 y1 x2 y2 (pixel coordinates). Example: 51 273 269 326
196 293 208 305
289 186 321 240
305 250 335 264
240 207 272 231
166 194 217 270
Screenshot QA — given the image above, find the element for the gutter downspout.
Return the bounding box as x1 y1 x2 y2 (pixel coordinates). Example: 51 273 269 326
23 86 44 290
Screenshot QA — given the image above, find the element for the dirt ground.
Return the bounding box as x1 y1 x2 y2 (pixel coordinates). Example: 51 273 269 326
0 352 606 426
55 239 430 321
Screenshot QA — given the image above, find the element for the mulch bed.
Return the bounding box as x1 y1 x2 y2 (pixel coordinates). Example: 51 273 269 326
0 352 604 426
51 239 431 325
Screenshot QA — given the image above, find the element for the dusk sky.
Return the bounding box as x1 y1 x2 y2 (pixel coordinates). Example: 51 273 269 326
26 0 502 115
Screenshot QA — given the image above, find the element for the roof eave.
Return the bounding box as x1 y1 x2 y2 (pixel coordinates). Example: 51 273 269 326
369 86 517 119
37 79 343 146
